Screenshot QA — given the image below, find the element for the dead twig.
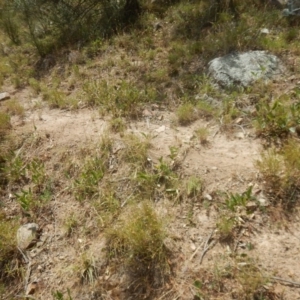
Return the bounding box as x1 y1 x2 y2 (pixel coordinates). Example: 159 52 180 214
17 247 29 264
234 229 245 252
24 260 32 293
200 229 216 264
16 295 37 300
270 276 300 287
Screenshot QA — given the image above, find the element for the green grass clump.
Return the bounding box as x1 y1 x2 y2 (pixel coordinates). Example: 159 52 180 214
194 127 209 145
0 112 11 140
109 117 126 133
135 157 179 199
254 99 300 142
121 133 151 168
0 212 21 283
83 80 157 119
106 202 168 288
4 99 25 117
256 140 300 210
176 103 198 125
73 157 107 202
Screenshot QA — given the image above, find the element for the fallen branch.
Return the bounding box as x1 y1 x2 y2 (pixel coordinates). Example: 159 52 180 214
200 229 216 265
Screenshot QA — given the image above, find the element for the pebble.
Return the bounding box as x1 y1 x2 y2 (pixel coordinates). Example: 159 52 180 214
0 92 10 101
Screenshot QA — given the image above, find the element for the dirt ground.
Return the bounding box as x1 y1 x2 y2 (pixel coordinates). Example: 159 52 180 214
3 93 299 300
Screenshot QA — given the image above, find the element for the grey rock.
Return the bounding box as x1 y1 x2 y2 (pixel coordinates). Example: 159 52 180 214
208 51 284 88
0 92 10 101
260 28 270 35
17 223 39 250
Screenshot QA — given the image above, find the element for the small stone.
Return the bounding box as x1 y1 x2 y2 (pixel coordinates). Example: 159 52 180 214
142 109 152 117
153 22 162 31
246 201 257 211
155 125 166 133
190 243 196 251
257 197 269 207
235 117 243 124
235 132 245 139
37 265 43 271
36 241 43 247
0 92 10 101
203 193 213 201
260 28 270 35
40 235 48 242
17 223 39 250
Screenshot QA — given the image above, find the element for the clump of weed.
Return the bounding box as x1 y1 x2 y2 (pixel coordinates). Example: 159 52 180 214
73 136 112 202
78 254 98 284
136 157 179 200
217 187 255 242
176 103 198 125
92 187 121 227
73 156 107 202
234 257 269 299
0 212 21 283
109 117 126 133
64 213 79 237
28 78 41 95
225 187 254 212
4 99 25 117
52 289 73 300
186 175 203 198
217 215 237 242
194 127 209 144
83 80 157 119
256 140 300 210
42 89 69 109
11 158 53 215
121 133 151 168
253 99 300 142
0 112 11 140
196 100 216 119
106 202 169 294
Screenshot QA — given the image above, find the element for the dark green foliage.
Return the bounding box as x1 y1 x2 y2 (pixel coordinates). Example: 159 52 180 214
0 0 142 56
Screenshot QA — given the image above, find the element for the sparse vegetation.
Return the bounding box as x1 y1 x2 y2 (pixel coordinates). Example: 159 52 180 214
1 0 300 298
